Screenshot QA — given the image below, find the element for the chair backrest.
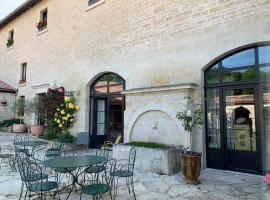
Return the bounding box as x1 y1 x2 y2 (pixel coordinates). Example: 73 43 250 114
76 132 90 145
85 159 116 187
14 134 30 145
114 134 122 144
128 147 136 171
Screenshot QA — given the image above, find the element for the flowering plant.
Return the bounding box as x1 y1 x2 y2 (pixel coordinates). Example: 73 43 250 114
37 20 47 30
264 174 270 191
54 96 80 129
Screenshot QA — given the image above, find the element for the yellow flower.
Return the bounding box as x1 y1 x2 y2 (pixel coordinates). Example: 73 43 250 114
54 118 57 122
68 103 74 109
55 113 58 116
57 108 60 111
67 114 71 118
58 124 63 128
75 105 80 111
63 117 68 121
70 118 74 122
64 96 71 102
57 120 61 124
61 110 65 115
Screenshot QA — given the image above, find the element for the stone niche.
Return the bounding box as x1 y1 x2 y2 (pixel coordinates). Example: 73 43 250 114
123 83 199 148
130 110 180 146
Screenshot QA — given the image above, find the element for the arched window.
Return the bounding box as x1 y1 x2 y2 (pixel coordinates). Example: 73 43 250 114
204 44 270 173
89 73 125 147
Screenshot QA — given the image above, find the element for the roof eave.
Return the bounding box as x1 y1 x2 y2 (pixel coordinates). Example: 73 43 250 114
0 0 43 30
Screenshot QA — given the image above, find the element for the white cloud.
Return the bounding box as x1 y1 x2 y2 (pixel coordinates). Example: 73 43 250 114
0 0 27 20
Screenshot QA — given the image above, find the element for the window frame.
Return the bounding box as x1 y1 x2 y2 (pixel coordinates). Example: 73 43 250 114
20 63 27 83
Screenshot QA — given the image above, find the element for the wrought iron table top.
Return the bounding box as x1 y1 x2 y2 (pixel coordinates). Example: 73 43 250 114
43 155 107 169
14 140 48 147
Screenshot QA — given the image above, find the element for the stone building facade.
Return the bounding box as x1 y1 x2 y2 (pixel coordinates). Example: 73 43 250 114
0 0 270 173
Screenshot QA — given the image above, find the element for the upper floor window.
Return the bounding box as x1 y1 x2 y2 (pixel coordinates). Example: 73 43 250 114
37 9 47 31
20 63 27 84
6 30 14 48
88 0 104 8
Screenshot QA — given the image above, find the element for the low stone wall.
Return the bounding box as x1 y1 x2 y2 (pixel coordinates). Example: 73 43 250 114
112 144 182 175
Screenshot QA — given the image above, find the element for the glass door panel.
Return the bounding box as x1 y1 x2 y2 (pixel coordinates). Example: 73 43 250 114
108 96 123 142
96 99 106 136
224 87 258 172
206 89 221 148
263 85 270 171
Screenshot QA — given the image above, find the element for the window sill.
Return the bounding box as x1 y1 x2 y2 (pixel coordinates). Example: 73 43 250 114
86 0 105 12
19 83 26 87
6 45 14 51
37 27 48 36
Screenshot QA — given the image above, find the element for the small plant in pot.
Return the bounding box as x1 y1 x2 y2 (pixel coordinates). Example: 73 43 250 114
27 96 46 136
12 99 27 133
176 95 204 184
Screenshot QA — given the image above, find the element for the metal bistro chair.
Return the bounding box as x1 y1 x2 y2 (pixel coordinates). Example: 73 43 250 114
20 156 60 200
84 148 110 175
15 148 49 200
44 139 64 159
80 159 116 200
111 147 136 200
0 147 16 171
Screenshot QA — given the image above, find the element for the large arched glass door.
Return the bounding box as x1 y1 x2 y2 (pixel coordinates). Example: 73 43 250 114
89 73 125 147
205 44 270 174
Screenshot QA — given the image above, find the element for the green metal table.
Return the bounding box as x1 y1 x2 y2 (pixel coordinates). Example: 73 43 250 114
44 155 107 199
14 140 48 147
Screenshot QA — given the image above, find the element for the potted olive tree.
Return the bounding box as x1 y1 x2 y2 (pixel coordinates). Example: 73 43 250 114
27 96 46 136
176 95 203 184
12 98 27 133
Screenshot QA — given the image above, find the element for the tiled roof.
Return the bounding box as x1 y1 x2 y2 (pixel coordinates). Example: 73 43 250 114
0 81 16 93
0 0 43 29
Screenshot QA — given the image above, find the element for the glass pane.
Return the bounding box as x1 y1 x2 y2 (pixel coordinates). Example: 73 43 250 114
260 66 270 81
206 89 221 148
263 86 270 170
97 123 105 135
222 49 255 68
225 88 256 152
259 46 270 64
206 64 219 84
109 85 123 93
223 68 256 82
94 86 108 94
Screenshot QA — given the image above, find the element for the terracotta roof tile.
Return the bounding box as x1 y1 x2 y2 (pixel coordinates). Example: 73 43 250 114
0 80 16 92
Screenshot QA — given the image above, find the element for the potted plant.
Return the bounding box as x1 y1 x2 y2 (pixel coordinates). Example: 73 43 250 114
176 95 204 184
6 37 14 48
27 96 46 136
36 20 47 31
12 99 27 133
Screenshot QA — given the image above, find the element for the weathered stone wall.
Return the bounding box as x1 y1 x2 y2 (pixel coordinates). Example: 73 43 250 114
0 0 270 164
0 93 15 121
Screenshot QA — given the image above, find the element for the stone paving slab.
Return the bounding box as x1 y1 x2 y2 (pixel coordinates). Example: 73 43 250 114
0 132 268 200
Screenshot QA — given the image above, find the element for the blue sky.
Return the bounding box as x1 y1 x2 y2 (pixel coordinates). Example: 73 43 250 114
0 0 27 20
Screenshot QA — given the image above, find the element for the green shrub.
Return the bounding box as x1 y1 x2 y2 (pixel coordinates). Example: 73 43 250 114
0 118 21 127
128 141 166 149
58 130 75 144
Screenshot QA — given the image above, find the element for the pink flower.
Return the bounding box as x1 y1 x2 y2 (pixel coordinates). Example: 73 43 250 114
264 174 270 184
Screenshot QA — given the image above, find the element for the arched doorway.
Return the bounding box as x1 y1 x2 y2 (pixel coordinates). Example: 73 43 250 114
204 43 270 174
89 73 125 147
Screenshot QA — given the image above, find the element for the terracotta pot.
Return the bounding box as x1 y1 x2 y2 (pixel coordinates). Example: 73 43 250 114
181 152 202 184
13 124 27 133
31 125 45 136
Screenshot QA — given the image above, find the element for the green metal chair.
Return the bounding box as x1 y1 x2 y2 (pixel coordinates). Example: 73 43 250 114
15 149 49 200
45 139 63 159
84 148 110 175
21 158 59 200
0 147 16 171
111 147 136 200
80 159 116 200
